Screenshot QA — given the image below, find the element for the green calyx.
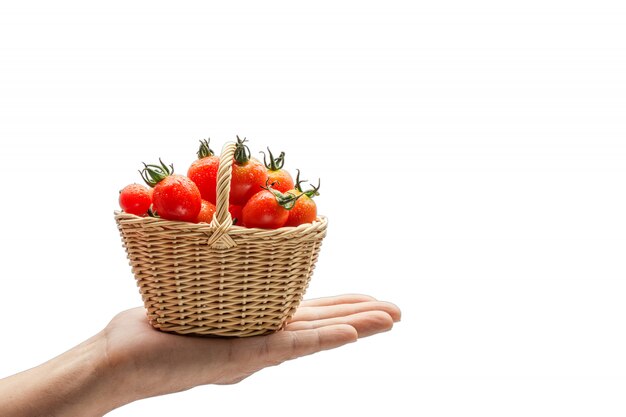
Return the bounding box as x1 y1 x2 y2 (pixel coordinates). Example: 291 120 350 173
262 180 302 210
234 135 252 165
304 179 321 198
196 138 214 159
260 147 285 171
140 158 174 187
294 169 321 198
294 169 305 192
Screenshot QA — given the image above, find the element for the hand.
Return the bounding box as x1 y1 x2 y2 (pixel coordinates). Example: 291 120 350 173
0 294 400 417
105 294 401 402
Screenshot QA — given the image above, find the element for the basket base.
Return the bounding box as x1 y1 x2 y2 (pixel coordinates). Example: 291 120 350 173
148 320 280 338
144 307 297 337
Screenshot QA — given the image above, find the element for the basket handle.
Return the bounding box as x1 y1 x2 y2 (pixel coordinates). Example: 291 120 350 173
207 142 237 249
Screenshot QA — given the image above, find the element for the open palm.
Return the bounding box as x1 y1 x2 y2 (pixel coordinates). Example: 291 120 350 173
103 294 401 401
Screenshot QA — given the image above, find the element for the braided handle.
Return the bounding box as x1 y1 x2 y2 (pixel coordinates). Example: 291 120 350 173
214 142 236 224
207 142 237 249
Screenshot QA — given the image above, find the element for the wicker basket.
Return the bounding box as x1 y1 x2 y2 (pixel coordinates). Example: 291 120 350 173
115 142 327 337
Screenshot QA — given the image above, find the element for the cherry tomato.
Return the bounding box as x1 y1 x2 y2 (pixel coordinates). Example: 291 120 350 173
141 159 201 222
229 137 267 206
153 176 201 222
261 147 294 193
242 187 300 229
284 193 317 226
229 204 243 226
119 184 152 216
187 139 220 204
285 171 320 227
196 199 217 223
198 203 240 225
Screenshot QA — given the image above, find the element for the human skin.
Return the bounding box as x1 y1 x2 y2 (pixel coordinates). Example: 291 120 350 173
0 294 401 416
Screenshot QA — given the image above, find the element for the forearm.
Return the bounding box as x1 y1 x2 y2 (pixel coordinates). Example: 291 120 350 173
0 332 132 417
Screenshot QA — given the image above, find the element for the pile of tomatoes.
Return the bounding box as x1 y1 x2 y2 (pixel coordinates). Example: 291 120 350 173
118 137 320 229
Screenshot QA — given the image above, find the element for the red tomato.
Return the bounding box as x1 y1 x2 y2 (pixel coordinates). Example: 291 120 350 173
119 184 152 216
242 188 301 229
285 171 320 227
267 170 294 193
187 139 220 204
153 176 201 222
141 160 202 222
284 193 317 226
261 148 294 193
196 199 217 223
229 137 267 206
229 204 243 226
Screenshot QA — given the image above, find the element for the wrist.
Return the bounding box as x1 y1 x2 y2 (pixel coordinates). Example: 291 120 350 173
0 331 132 417
87 330 143 413
49 333 131 416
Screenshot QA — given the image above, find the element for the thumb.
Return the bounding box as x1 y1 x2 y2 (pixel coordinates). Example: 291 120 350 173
263 324 358 364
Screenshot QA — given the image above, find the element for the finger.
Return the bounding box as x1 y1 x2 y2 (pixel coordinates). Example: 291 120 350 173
290 301 402 323
284 311 394 338
265 324 358 362
299 294 378 308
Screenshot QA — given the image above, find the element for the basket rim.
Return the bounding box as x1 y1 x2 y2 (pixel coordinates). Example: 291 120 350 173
114 210 328 237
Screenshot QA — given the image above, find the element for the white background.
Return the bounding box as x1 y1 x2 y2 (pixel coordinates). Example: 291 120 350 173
1 1 626 416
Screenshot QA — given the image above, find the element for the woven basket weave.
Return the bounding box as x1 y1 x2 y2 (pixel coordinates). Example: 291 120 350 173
115 142 327 337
